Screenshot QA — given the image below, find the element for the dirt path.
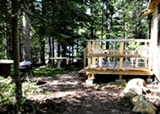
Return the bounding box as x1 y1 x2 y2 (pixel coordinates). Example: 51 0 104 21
26 72 136 114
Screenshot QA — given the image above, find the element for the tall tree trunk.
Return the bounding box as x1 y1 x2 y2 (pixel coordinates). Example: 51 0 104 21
40 39 45 64
72 44 74 63
105 15 109 49
48 37 55 64
57 42 61 57
76 39 79 60
7 36 12 58
22 1 31 61
101 11 104 39
38 0 46 65
90 7 94 39
48 37 52 63
61 43 67 65
11 0 22 112
61 42 67 57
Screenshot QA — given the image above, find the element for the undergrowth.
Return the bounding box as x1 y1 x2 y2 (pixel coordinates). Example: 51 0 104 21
33 64 81 76
0 76 43 105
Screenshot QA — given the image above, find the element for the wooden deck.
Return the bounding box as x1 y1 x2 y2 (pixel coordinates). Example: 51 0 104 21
85 61 152 76
83 39 153 81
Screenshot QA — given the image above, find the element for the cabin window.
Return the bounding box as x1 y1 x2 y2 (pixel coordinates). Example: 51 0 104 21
158 4 160 45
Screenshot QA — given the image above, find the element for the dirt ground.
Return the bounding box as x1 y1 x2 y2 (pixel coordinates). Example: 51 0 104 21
1 72 159 114
25 72 137 114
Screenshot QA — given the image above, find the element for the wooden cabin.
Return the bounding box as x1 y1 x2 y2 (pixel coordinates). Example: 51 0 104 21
140 0 160 81
80 0 160 83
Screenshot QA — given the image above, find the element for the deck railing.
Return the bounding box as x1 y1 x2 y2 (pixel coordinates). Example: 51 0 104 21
83 39 153 72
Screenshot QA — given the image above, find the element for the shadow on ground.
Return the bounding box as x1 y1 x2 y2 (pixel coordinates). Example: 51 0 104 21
0 72 158 114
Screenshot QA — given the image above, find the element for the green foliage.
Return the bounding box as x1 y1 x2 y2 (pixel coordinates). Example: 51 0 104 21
126 42 141 50
0 77 15 105
22 82 43 98
34 65 63 76
33 64 80 76
120 96 134 107
0 0 149 62
0 76 43 105
120 82 127 88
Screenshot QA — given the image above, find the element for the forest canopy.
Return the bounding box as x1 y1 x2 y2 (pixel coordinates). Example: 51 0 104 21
0 0 148 63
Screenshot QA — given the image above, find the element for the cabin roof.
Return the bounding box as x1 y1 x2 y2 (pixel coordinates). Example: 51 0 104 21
140 0 160 17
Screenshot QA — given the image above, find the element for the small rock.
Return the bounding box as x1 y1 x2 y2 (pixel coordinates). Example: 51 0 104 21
132 99 157 114
123 78 149 95
131 95 144 105
124 91 137 99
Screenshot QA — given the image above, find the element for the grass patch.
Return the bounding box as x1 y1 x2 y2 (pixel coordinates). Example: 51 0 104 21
0 77 43 105
33 64 81 76
120 82 127 88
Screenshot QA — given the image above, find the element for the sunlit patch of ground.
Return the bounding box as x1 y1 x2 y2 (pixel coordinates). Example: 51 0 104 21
25 72 138 114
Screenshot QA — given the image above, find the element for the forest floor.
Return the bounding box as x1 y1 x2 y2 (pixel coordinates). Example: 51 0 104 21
26 71 136 114
1 71 159 114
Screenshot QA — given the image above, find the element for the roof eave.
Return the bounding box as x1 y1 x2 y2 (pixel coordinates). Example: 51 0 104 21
140 0 159 18
140 9 152 18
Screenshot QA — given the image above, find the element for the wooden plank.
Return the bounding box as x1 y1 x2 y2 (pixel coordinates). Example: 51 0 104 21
88 39 152 43
85 67 150 71
91 41 97 65
99 49 134 54
87 41 92 68
85 68 152 76
119 75 122 80
83 48 87 67
88 53 150 58
119 41 124 69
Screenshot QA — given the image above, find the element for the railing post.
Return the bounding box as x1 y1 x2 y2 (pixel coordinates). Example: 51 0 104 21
83 48 87 67
87 41 92 68
119 41 124 80
92 41 96 65
119 41 124 69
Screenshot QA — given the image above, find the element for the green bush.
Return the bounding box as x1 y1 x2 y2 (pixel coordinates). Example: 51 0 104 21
120 82 127 88
0 77 15 105
0 76 43 105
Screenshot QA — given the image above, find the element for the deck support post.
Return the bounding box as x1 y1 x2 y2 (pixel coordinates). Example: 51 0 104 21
119 41 124 69
87 73 95 80
118 41 124 81
147 75 152 83
86 73 94 85
148 75 151 79
87 41 92 68
119 74 122 80
83 48 87 67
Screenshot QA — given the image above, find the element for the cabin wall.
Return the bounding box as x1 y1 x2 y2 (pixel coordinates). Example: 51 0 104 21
151 7 160 81
155 46 160 81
